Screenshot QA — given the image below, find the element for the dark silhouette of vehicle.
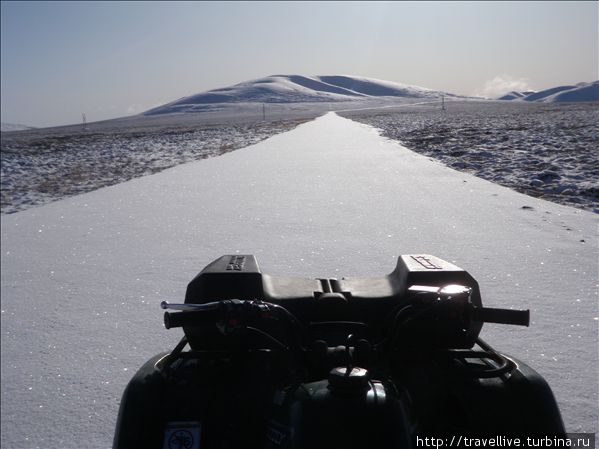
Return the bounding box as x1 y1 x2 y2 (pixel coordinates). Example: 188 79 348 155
114 255 564 449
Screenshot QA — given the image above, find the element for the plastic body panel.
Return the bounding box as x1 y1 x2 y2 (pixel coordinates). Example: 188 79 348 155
113 353 168 449
185 255 263 301
185 255 481 307
183 254 483 348
395 354 565 434
114 352 565 449
266 379 411 449
114 351 284 449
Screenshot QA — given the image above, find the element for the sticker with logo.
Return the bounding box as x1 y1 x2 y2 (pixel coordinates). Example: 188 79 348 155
162 421 201 449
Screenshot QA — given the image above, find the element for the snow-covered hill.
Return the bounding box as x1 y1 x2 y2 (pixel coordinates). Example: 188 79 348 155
145 75 458 115
1 122 35 132
498 81 599 102
1 113 596 448
496 90 536 100
541 81 599 102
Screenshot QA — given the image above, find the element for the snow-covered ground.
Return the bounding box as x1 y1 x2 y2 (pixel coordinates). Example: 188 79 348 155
344 101 599 212
1 122 36 132
1 118 308 214
1 113 597 448
4 100 596 216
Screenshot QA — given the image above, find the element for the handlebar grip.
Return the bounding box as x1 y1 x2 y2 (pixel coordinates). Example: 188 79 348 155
472 307 530 326
164 310 221 329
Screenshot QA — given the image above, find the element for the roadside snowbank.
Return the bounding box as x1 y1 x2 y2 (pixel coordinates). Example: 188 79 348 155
1 113 597 448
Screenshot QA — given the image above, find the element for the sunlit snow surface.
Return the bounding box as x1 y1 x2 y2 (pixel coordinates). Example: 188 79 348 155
344 101 599 212
1 122 36 132
1 113 597 448
1 118 308 214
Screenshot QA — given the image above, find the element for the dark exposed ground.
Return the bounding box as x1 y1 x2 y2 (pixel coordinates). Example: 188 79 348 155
340 101 599 213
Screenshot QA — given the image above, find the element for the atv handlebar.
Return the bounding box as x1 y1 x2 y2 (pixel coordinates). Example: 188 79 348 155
164 309 221 329
471 306 529 326
162 300 243 329
161 297 530 331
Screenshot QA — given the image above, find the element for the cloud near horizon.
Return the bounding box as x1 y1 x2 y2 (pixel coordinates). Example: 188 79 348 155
474 75 533 99
126 104 145 114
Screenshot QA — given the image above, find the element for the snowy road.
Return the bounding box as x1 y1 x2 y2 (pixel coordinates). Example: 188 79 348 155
1 113 597 448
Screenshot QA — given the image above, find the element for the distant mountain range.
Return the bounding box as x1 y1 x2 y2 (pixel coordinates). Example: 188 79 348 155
1 122 35 132
146 75 599 116
5 77 596 129
145 75 463 115
497 81 599 102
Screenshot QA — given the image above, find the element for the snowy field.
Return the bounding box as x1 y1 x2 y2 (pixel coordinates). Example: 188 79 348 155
341 101 599 213
1 112 597 448
1 115 311 214
1 99 412 215
3 101 597 217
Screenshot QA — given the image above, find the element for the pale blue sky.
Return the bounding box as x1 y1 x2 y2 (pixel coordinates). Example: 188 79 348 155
1 1 597 127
